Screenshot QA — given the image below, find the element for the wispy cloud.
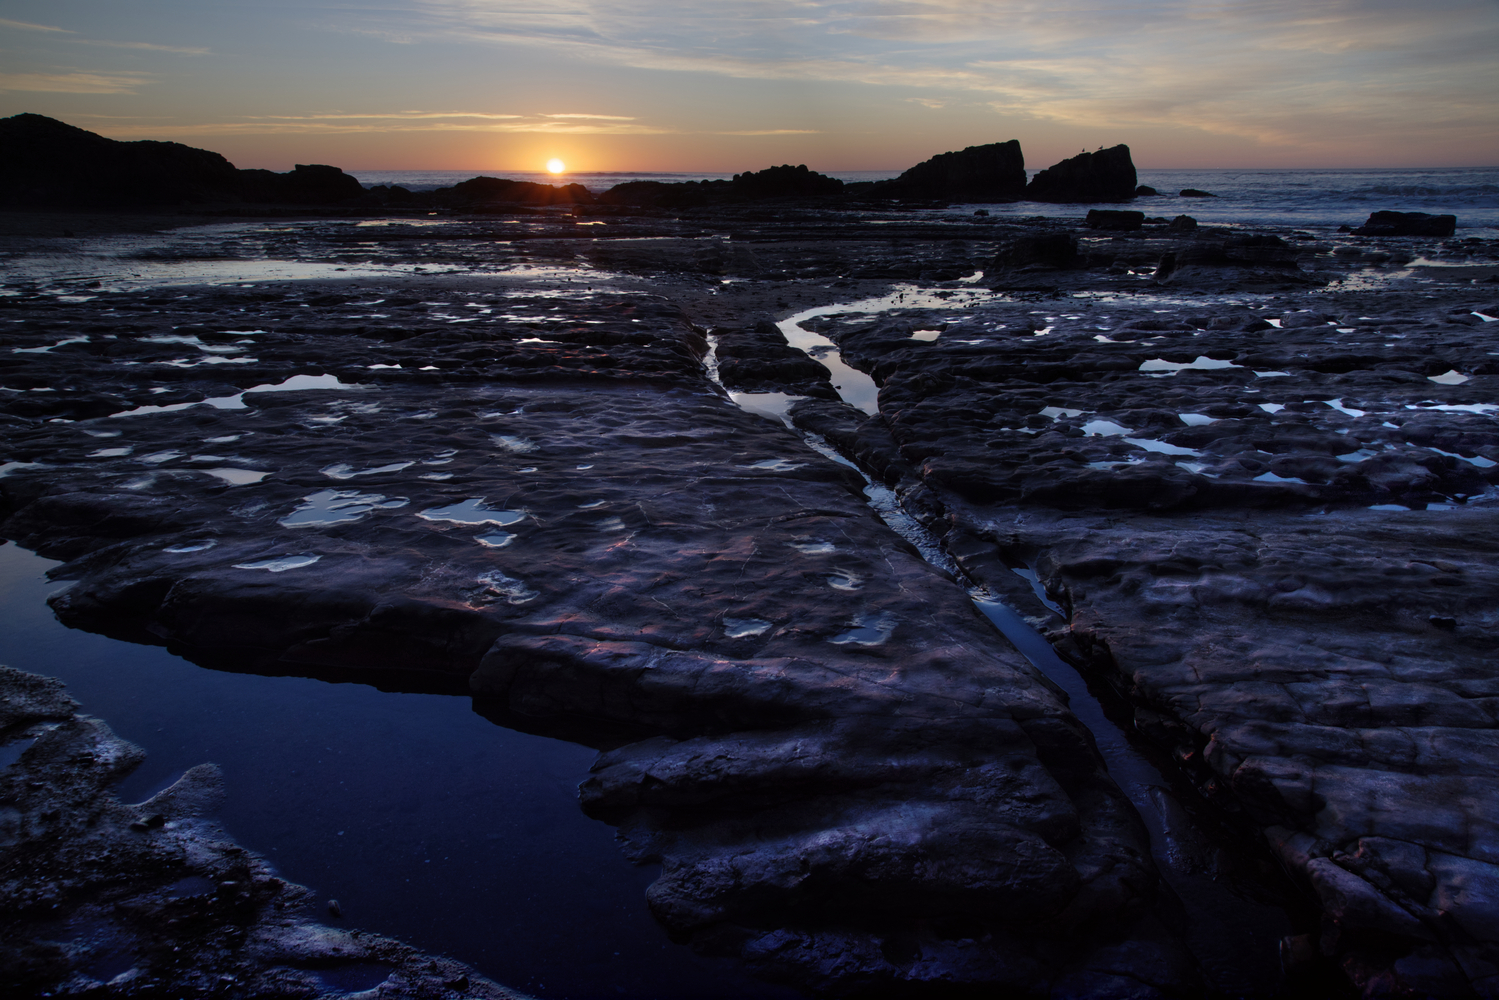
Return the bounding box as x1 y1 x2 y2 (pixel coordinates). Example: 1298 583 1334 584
81 40 210 55
0 71 149 94
0 18 72 33
716 129 821 135
372 0 1498 153
542 113 637 120
94 111 675 137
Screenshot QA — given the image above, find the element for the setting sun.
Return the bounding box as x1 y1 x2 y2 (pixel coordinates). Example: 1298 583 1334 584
546 158 566 174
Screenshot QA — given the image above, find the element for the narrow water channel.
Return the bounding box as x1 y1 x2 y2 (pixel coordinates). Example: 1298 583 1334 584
713 292 1307 996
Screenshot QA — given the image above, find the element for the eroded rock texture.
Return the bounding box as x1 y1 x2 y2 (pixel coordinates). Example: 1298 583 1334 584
793 236 1499 996
0 665 528 998
0 258 1203 997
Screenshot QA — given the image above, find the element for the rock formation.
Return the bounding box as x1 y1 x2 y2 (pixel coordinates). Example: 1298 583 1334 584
1353 211 1458 237
0 113 366 209
869 141 1027 203
1026 145 1138 204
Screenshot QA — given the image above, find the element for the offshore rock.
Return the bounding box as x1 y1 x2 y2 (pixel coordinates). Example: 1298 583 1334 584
236 163 365 205
1353 210 1458 237
871 141 1027 203
435 176 595 207
731 164 843 199
1026 145 1138 204
0 665 530 1000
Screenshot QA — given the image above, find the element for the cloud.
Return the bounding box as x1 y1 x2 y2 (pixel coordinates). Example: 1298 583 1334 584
373 0 1498 154
94 113 675 137
542 113 637 120
715 129 821 135
0 71 148 94
81 40 211 55
0 18 72 33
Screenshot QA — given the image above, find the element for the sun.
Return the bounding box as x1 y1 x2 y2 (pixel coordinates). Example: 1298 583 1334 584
546 158 566 175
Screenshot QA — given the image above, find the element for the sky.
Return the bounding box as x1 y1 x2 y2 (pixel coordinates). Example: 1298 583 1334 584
1 1 1495 174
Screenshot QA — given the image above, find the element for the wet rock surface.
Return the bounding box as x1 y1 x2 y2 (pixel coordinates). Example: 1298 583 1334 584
780 231 1499 996
0 664 529 999
2 200 1497 996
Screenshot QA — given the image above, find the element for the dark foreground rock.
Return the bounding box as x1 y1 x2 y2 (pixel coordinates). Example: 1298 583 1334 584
1026 146 1138 204
0 665 529 999
1353 210 1458 237
788 250 1499 997
0 271 1211 997
2 204 1495 998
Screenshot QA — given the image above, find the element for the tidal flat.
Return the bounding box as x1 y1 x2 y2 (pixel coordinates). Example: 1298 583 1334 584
2 201 1498 999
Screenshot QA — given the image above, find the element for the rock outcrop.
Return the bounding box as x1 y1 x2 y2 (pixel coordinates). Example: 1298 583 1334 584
0 665 530 999
0 269 1205 998
1353 211 1458 237
788 257 1499 998
732 163 843 199
1026 145 1138 204
0 113 243 208
870 141 1027 203
433 175 595 207
0 113 367 208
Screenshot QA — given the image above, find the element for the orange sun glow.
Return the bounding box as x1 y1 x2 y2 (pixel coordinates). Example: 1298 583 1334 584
546 158 566 174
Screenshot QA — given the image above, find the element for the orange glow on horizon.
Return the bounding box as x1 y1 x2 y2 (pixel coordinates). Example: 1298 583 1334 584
546 158 566 175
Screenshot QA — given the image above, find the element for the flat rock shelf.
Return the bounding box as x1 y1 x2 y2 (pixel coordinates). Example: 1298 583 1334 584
3 204 1498 998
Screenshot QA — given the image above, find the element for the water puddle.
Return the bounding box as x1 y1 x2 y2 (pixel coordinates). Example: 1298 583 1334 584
1429 370 1470 385
163 540 216 554
232 554 322 572
1126 438 1201 456
1139 356 1240 375
418 498 526 526
829 612 896 646
1178 413 1215 426
743 458 804 472
14 336 89 354
280 490 409 528
201 468 269 486
321 461 415 480
1406 402 1499 415
476 571 537 604
474 532 515 547
723 618 773 638
728 391 803 428
110 374 367 418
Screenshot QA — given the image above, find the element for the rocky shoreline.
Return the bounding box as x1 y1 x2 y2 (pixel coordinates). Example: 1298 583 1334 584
0 665 531 998
1 183 1496 998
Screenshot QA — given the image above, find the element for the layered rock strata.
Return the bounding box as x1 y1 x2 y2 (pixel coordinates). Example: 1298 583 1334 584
0 271 1203 995
791 248 1499 996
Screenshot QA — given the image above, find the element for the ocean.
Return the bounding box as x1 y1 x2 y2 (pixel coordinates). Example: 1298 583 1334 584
350 166 1499 235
